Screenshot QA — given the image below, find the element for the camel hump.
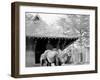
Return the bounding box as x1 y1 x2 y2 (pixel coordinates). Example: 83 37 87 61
40 50 51 59
46 50 57 58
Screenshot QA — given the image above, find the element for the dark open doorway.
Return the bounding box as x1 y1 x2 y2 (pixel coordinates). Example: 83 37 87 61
26 36 78 64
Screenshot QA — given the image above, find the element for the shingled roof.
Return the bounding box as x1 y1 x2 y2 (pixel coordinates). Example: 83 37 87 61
26 15 80 38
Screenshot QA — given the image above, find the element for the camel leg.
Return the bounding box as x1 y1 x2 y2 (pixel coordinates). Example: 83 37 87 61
40 59 45 66
57 58 62 66
46 58 51 66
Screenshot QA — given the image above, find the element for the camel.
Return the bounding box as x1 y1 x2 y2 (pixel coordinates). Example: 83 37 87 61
40 48 58 66
40 48 72 66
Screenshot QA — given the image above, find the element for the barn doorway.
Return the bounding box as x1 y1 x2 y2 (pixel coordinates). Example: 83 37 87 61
26 36 78 64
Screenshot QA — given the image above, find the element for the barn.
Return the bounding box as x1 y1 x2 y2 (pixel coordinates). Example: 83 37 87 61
25 14 80 67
